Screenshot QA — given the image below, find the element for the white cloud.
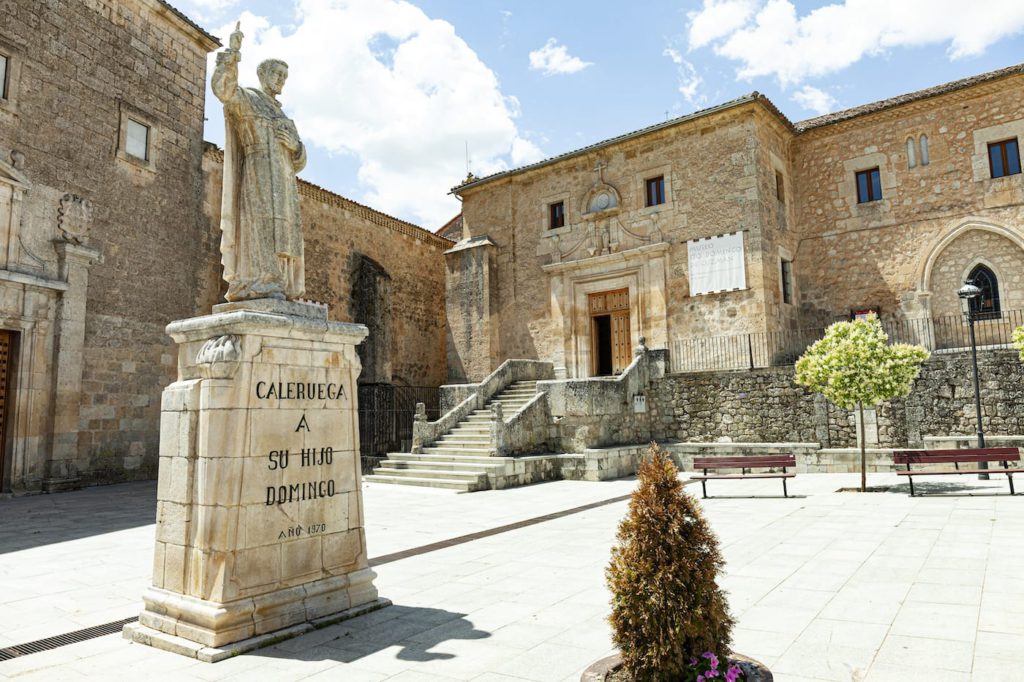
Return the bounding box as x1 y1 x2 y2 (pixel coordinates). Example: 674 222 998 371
687 0 757 50
792 85 837 115
177 0 239 22
688 0 1024 86
663 48 706 106
208 0 540 228
528 38 593 76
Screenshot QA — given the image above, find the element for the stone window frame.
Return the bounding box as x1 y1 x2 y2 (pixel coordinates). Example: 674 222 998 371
962 257 1002 319
116 103 159 173
540 191 572 235
634 163 672 216
0 40 23 118
768 151 790 231
779 247 795 306
971 120 1024 183
840 152 894 217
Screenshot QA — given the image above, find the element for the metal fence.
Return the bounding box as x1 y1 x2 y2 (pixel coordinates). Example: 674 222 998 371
357 384 440 458
671 309 1024 373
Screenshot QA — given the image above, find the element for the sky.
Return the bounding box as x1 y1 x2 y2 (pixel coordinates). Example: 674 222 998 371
177 0 1024 230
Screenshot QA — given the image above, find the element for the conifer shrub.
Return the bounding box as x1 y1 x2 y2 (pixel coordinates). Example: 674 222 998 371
606 443 735 681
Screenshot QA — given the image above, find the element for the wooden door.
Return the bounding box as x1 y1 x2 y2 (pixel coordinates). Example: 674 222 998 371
0 331 11 491
588 289 632 376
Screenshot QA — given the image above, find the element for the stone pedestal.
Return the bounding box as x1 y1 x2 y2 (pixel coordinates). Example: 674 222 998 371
124 300 388 661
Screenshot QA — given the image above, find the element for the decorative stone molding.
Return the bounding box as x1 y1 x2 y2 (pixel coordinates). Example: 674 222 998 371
195 334 241 379
57 193 93 244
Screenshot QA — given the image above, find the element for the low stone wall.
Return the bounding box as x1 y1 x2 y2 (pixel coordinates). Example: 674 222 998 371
649 348 1024 448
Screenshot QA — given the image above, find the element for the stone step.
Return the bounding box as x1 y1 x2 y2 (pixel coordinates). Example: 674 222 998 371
386 453 510 465
372 467 485 481
422 446 493 456
363 475 480 491
379 459 506 472
434 439 494 448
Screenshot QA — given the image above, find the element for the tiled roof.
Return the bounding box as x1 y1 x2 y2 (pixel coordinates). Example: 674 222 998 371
795 62 1024 131
157 0 221 48
453 93 792 194
453 62 1024 194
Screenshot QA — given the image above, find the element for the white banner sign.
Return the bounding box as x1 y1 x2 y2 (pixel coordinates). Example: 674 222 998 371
687 231 746 296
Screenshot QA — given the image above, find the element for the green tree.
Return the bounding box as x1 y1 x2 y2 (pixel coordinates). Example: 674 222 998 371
795 315 930 492
1013 325 1024 362
606 444 734 681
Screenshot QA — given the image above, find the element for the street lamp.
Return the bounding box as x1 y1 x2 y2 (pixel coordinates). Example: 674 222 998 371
957 281 988 479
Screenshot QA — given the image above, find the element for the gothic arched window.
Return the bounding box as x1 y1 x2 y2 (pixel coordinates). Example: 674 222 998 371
968 264 1000 318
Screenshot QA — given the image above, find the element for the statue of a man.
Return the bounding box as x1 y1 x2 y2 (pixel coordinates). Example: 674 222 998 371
212 23 306 302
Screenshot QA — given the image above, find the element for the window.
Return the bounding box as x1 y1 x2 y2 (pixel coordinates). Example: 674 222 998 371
549 201 565 229
125 118 150 161
968 264 1001 318
780 259 793 305
645 175 665 207
775 170 785 203
855 167 882 203
919 134 929 166
0 54 7 99
988 139 1021 178
906 138 916 169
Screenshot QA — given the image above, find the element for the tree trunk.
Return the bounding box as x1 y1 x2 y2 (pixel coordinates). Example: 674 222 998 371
858 401 867 492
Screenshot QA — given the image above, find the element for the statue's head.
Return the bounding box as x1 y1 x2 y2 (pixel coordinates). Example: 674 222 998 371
257 59 289 97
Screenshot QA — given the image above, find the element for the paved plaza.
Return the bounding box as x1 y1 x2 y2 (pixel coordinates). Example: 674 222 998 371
1 472 1022 681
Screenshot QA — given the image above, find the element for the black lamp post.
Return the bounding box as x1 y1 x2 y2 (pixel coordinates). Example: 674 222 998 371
957 281 988 479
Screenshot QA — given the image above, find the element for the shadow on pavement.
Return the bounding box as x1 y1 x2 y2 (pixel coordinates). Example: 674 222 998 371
253 604 491 665
0 481 156 554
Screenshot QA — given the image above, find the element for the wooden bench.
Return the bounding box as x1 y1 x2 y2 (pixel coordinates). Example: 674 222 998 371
893 448 1022 497
691 455 797 499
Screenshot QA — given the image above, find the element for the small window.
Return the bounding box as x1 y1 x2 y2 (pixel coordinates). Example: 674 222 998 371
906 138 916 169
780 259 793 305
988 139 1021 178
919 134 929 166
549 201 565 229
645 176 665 207
855 167 882 203
0 54 7 100
968 264 1001 318
125 118 150 161
775 170 785 203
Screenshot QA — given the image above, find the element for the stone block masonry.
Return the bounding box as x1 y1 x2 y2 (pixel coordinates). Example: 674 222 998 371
648 349 1024 449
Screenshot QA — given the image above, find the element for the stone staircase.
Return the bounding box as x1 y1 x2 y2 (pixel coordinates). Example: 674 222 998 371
365 381 539 491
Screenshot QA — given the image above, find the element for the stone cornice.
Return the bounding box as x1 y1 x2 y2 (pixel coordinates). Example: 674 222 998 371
541 241 670 275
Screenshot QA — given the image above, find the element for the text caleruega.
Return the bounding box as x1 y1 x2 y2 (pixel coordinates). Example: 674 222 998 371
255 381 347 400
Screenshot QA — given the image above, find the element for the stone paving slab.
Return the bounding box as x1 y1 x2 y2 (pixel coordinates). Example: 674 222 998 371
1 472 1022 680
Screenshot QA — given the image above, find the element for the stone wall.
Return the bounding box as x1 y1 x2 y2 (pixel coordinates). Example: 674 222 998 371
0 0 221 491
791 71 1024 324
648 349 1024 448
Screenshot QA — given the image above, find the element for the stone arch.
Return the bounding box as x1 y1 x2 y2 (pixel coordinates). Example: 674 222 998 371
918 220 1024 319
350 253 393 384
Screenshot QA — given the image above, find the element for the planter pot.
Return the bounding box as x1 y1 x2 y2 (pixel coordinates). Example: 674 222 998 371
581 652 773 681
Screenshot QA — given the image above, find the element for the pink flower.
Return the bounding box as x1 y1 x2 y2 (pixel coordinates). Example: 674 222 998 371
702 652 720 670
725 664 743 682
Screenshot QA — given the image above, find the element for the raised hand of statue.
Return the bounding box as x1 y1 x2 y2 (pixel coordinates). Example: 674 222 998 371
229 21 243 51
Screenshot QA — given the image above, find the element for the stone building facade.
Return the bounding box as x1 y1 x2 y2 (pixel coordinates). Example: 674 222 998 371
0 1 449 493
449 65 1024 384
0 0 221 493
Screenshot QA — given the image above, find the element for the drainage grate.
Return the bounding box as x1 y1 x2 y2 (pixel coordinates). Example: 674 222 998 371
0 617 138 661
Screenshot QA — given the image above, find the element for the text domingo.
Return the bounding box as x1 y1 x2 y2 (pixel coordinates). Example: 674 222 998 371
265 447 338 505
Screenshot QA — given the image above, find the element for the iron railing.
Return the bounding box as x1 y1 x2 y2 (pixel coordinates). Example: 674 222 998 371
671 309 1024 373
357 384 440 458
